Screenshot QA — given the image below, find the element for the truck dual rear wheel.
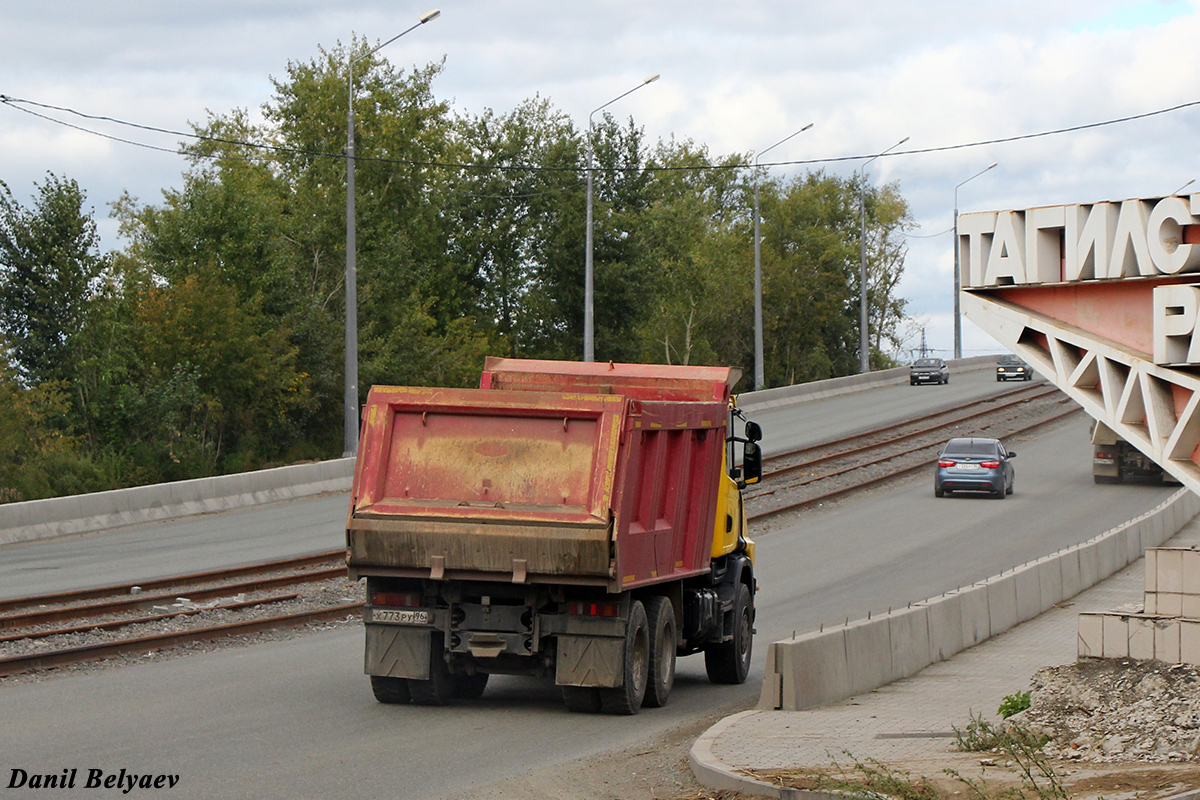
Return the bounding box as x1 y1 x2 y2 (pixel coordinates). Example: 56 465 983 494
370 675 411 704
642 596 676 708
599 600 649 715
705 583 753 685
409 633 455 706
561 686 602 713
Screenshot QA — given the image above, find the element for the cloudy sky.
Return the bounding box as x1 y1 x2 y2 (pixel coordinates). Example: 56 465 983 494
3 0 1199 359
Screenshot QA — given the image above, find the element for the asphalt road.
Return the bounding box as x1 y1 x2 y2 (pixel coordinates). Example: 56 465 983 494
0 368 1176 799
749 362 1026 455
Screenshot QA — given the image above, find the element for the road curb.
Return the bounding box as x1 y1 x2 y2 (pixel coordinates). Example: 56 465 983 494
690 710 845 800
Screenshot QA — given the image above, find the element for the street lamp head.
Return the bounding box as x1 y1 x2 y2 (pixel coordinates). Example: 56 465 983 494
643 73 661 85
420 9 441 23
986 162 998 169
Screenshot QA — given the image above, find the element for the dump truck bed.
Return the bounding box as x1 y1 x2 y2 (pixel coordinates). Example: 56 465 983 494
346 382 729 591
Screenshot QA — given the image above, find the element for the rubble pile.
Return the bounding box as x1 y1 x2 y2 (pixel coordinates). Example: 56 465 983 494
1012 658 1200 763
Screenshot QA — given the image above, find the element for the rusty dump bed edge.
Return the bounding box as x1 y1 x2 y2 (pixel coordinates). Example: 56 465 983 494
482 356 741 403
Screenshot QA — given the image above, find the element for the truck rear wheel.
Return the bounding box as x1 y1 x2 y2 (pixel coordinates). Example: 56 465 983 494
642 596 676 708
561 686 602 713
409 633 455 706
705 583 753 685
370 675 411 704
599 600 649 715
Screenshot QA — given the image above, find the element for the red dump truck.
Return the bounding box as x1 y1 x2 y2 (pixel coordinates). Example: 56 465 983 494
345 357 763 714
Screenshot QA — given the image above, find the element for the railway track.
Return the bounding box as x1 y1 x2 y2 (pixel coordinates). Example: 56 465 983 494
1 381 1083 677
0 550 362 677
746 381 1082 522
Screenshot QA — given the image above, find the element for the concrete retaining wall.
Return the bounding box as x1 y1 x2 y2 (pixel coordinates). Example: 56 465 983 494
0 458 355 546
759 486 1200 711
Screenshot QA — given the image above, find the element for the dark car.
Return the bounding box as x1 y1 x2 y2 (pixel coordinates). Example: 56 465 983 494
910 358 949 385
934 437 1016 498
996 354 1033 382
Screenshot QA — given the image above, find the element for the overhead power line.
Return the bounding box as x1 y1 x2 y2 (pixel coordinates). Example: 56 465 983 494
3 92 1199 174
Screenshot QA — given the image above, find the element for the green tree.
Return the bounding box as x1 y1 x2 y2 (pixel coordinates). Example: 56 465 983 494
0 347 80 501
0 174 107 389
758 171 860 384
863 180 914 367
632 139 752 370
448 97 582 358
80 265 313 480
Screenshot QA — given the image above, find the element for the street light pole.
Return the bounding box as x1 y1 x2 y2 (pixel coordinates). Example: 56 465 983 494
952 161 997 360
753 123 813 391
858 136 909 374
584 73 660 362
344 9 440 457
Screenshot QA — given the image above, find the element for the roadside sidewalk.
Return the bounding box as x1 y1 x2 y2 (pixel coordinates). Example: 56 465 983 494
691 520 1200 800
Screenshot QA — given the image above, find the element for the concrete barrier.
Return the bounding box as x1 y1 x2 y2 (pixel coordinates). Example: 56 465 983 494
958 583 992 648
738 355 997 411
888 605 932 678
0 457 355 545
1036 555 1064 609
760 486 1200 711
844 616 893 696
985 572 1019 634
921 592 965 663
1012 562 1043 623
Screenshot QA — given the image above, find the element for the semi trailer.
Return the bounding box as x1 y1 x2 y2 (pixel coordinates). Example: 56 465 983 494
345 357 764 714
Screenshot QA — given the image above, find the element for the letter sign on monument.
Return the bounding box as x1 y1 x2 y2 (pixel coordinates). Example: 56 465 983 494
960 194 1200 289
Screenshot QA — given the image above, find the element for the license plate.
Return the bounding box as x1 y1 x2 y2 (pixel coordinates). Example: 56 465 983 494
956 463 979 470
1094 457 1114 465
372 609 431 625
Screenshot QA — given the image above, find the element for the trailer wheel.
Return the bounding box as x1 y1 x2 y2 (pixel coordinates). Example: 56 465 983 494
599 600 649 715
642 596 676 708
705 583 753 685
409 633 455 706
452 672 489 701
370 676 411 705
561 686 602 713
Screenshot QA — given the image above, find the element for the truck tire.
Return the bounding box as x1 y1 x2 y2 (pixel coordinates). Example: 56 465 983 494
409 633 455 706
705 583 753 685
370 676 411 704
452 673 489 700
642 596 676 709
599 600 649 715
561 686 602 713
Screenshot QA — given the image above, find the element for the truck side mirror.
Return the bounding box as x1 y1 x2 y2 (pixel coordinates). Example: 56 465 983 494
744 421 762 442
742 441 762 485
